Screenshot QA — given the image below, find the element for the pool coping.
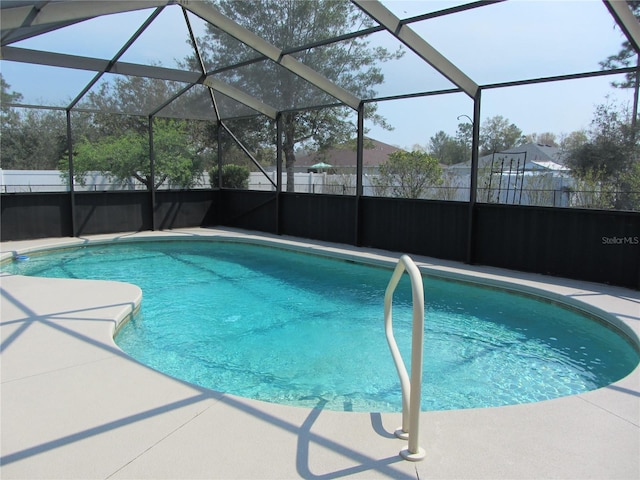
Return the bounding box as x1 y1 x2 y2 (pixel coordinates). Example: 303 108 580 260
1 227 639 479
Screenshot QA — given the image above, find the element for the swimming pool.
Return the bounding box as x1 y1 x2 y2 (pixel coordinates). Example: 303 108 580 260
4 240 638 412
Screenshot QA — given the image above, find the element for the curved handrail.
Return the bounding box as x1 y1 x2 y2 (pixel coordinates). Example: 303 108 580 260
384 254 426 461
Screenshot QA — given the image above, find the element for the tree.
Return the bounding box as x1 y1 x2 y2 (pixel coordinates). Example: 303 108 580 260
626 158 640 208
480 115 524 155
68 74 216 188
82 73 183 137
1 75 22 112
563 100 639 209
428 122 472 165
559 130 588 152
524 132 558 147
426 116 521 164
428 131 452 163
599 1 640 89
455 121 472 159
373 150 443 199
0 76 20 167
68 119 202 189
8 109 68 170
210 164 250 189
428 131 458 165
191 0 402 192
1 76 67 170
219 117 276 170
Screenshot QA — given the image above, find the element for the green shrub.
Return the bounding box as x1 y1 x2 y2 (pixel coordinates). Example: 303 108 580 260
210 164 250 189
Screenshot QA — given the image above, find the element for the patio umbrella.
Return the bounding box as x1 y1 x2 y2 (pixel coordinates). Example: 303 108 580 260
311 162 332 169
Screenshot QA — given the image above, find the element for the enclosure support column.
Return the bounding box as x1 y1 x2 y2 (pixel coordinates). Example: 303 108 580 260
466 89 481 264
149 116 157 231
216 122 223 189
355 102 365 246
633 53 639 131
276 113 283 235
66 109 77 237
631 53 640 290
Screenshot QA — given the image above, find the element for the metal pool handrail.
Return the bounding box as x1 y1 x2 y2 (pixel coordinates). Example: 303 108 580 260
384 254 426 462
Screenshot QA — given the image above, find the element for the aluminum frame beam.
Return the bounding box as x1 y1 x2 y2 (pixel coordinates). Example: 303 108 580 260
352 0 479 99
179 0 361 110
68 6 166 110
2 45 279 118
1 46 201 83
3 0 631 118
1 1 298 119
603 0 640 54
203 76 277 119
1 1 169 31
1 1 169 45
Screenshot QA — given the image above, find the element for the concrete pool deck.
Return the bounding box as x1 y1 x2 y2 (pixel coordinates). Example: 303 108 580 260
1 227 638 479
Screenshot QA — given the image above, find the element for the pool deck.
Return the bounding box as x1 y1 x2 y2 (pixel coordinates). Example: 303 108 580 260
1 227 639 479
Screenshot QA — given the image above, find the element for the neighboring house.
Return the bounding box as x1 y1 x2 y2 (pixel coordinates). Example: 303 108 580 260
293 138 401 174
447 142 570 176
446 143 574 206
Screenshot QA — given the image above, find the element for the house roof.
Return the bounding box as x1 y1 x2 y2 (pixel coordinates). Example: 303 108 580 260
487 143 567 165
449 143 568 172
295 138 401 168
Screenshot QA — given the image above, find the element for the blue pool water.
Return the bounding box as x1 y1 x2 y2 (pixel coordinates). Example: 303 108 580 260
4 240 638 412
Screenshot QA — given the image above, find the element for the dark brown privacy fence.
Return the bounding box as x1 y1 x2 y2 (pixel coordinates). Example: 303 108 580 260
2 190 638 289
1 193 71 240
472 204 639 289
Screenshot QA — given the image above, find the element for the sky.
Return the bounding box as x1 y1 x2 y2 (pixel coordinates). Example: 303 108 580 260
1 0 636 150
365 0 636 149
